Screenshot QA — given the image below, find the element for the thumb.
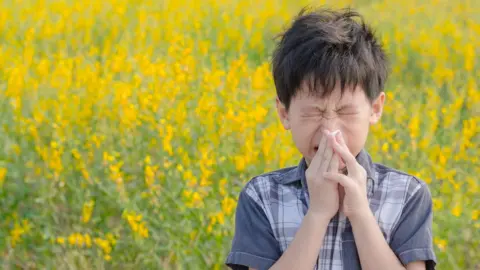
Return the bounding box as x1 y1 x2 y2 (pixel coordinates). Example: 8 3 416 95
334 130 347 147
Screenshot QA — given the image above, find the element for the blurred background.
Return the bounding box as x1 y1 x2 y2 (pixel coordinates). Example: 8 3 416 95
0 0 478 269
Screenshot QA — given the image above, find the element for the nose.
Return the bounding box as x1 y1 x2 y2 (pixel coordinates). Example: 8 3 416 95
321 114 340 133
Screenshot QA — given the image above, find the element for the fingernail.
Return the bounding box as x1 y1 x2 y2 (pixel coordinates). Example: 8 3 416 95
335 130 342 140
331 130 340 137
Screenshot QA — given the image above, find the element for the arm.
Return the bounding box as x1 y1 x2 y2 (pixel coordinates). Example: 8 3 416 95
323 131 436 270
349 210 407 270
270 130 340 270
226 189 330 270
227 130 341 270
323 130 405 269
349 182 436 270
269 212 330 270
389 182 437 270
325 178 436 270
225 189 282 270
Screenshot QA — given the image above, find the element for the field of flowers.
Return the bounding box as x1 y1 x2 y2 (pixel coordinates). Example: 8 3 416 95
0 0 478 269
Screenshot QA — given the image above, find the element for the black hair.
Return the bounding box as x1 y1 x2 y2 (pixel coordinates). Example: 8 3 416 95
271 7 389 110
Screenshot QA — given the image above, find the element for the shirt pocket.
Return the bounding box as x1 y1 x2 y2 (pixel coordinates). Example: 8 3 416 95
342 229 361 270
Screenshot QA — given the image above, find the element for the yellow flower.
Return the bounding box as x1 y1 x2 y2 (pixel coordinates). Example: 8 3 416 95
219 178 227 197
222 196 237 216
76 233 85 247
434 237 447 252
9 219 31 247
144 155 151 165
392 143 400 152
464 43 475 71
139 223 149 238
183 169 197 187
145 164 159 188
81 200 95 223
56 237 65 245
432 198 443 211
190 192 203 207
216 212 225 225
381 142 389 153
123 210 149 239
418 138 429 150
451 203 462 217
109 162 124 184
234 155 246 172
408 114 420 139
472 210 479 221
0 167 6 188
68 234 76 246
106 233 117 246
176 164 184 172
84 234 92 248
94 237 112 254
251 62 270 90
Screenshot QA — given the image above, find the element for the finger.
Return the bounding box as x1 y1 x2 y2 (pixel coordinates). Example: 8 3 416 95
323 172 354 190
331 131 359 175
308 129 329 171
319 140 334 173
330 130 343 160
328 152 339 173
318 129 329 155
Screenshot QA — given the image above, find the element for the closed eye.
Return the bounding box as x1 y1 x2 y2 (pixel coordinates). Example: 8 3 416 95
302 112 322 117
335 105 359 115
301 108 324 117
337 110 358 115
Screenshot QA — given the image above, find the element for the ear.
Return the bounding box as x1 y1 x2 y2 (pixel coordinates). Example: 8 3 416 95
369 92 385 125
276 97 291 130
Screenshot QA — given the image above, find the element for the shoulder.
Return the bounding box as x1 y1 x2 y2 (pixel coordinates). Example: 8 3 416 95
374 162 432 204
370 163 433 243
240 165 301 206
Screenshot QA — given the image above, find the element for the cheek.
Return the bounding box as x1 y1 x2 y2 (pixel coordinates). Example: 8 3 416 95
289 119 319 150
340 117 370 153
291 120 317 139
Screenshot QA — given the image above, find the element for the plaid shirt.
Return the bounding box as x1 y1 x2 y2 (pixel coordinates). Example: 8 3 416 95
226 149 436 270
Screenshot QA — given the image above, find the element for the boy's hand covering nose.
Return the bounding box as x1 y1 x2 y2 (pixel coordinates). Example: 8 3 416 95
305 129 341 220
323 131 370 221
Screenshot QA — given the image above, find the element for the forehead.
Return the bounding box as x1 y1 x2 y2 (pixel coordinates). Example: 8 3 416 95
294 82 368 106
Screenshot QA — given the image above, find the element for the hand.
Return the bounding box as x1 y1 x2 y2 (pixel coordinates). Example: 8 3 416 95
323 131 371 221
305 129 341 220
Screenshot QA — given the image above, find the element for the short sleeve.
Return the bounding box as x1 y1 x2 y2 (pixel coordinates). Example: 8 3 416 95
390 181 437 269
225 188 281 270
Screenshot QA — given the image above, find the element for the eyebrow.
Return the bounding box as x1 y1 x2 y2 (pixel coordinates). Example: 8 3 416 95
300 103 358 113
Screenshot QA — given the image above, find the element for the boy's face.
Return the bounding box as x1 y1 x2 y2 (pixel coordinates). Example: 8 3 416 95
276 81 385 170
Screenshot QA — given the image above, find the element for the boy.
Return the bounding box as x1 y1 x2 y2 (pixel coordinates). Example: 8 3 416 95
225 7 437 270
